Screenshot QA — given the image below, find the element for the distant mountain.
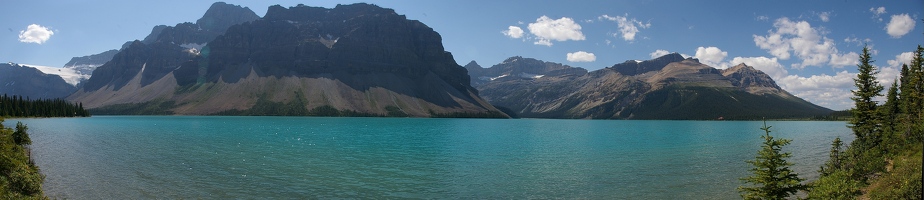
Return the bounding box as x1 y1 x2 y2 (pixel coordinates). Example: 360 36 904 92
70 3 505 117
60 49 119 86
465 56 588 86
0 63 77 99
474 53 832 119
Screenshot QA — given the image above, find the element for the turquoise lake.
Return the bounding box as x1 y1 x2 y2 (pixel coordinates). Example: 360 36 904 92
8 116 853 199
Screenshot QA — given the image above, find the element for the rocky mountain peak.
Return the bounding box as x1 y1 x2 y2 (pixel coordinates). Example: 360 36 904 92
464 60 482 69
610 52 686 76
196 2 260 32
722 63 783 94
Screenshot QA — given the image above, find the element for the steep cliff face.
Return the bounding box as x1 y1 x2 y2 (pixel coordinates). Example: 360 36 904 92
474 53 832 119
0 63 77 99
70 3 504 117
76 2 259 93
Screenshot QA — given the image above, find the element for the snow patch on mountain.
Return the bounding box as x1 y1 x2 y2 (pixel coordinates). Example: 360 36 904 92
22 64 87 86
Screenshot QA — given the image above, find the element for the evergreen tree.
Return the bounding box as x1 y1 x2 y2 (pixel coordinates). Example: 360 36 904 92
849 45 883 150
900 45 924 143
12 122 30 146
820 137 845 176
880 81 901 152
738 121 805 200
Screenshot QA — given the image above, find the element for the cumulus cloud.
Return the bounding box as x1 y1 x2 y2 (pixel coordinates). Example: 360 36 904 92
566 51 596 62
887 52 915 68
729 56 788 79
870 7 887 21
818 12 831 22
650 49 671 59
886 14 916 38
878 65 901 87
694 46 728 68
526 16 586 46
599 14 650 41
776 71 857 110
18 24 54 44
829 52 859 68
753 17 858 69
502 26 524 39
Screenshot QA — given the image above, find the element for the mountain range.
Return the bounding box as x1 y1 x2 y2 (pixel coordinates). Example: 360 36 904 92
469 53 833 119
2 2 833 119
67 2 505 117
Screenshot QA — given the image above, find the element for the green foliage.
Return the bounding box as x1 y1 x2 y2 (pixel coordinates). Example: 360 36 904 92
738 121 805 200
807 170 861 199
12 122 30 146
811 44 924 199
819 137 844 176
0 119 47 199
867 145 923 200
849 45 884 151
0 94 90 117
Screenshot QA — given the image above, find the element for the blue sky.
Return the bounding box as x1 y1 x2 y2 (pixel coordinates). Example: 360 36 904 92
1 0 922 110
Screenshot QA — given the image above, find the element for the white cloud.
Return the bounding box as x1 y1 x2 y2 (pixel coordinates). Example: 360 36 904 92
753 17 858 69
729 56 788 79
877 65 901 87
843 37 873 47
870 7 887 21
886 14 916 38
526 16 585 46
829 52 859 68
650 49 671 59
566 51 596 62
599 14 650 41
887 52 914 68
776 71 857 110
502 26 524 39
18 24 54 44
693 46 728 68
534 39 552 46
757 15 770 21
818 11 831 22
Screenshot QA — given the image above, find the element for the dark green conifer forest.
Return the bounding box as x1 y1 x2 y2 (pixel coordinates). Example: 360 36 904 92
0 94 90 117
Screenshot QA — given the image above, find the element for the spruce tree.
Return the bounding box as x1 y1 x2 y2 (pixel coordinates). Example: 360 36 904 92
739 121 805 200
849 45 883 150
820 137 845 176
13 122 31 146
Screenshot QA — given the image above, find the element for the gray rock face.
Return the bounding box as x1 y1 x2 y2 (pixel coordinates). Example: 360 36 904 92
71 3 503 117
0 63 76 99
81 2 260 92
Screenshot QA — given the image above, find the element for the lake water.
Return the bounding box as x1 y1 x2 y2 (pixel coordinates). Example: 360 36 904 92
8 116 853 199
